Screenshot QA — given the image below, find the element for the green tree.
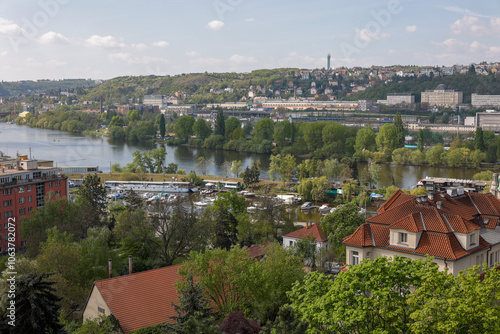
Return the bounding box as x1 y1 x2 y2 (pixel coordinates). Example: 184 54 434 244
279 154 296 186
214 109 225 137
268 154 281 181
74 314 121 334
165 273 215 333
394 112 405 148
230 160 242 178
475 127 485 151
303 122 326 152
193 118 211 140
11 272 64 334
376 123 398 159
273 120 293 148
225 117 241 139
174 116 195 142
211 191 247 249
254 118 274 143
159 113 166 138
195 156 212 176
425 143 445 166
355 126 377 154
417 129 424 151
127 109 141 123
320 203 365 259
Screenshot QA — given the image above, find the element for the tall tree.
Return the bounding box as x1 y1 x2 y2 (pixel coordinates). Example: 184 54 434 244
193 118 211 140
214 108 225 137
375 123 398 159
254 118 274 143
279 154 296 186
159 113 166 138
230 160 242 178
13 273 64 334
394 112 405 148
225 117 241 139
475 126 485 151
211 191 247 250
355 126 377 153
195 156 212 176
417 129 424 151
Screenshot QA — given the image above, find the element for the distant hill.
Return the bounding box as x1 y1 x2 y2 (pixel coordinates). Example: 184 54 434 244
0 79 98 97
348 73 500 104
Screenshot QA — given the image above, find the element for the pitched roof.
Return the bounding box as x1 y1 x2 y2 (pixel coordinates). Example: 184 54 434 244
93 265 182 334
342 224 372 246
283 223 328 242
377 190 414 213
246 242 271 260
390 213 424 232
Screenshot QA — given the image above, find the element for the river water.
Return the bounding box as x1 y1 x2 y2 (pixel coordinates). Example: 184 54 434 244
0 123 480 189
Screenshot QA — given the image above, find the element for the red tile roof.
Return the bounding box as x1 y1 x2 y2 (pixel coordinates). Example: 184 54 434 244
344 191 500 262
283 223 328 242
246 242 271 260
92 265 182 334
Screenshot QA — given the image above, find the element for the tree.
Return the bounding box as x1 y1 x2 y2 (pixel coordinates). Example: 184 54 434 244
409 264 500 334
320 203 365 259
254 118 274 143
219 312 261 334
78 174 106 213
193 118 211 140
179 247 259 316
127 109 141 123
214 108 225 137
211 191 247 249
268 154 281 181
279 154 296 186
289 257 438 334
159 113 166 138
225 117 241 139
164 273 215 333
475 127 485 151
417 129 424 151
425 143 445 166
273 120 293 147
394 112 405 148
260 305 309 334
74 314 121 334
376 123 398 159
12 272 64 334
367 159 381 189
355 126 377 154
221 161 232 178
174 116 195 142
195 156 212 176
230 160 242 178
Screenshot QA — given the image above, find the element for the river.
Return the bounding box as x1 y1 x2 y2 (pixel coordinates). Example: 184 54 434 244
0 123 481 189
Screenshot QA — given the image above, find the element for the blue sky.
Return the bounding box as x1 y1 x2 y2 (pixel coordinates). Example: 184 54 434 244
0 0 499 80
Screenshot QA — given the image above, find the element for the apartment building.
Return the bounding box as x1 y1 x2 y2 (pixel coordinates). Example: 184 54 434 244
471 94 500 108
421 84 463 108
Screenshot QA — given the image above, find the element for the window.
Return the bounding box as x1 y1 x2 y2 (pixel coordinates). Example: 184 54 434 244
490 253 495 267
469 233 476 246
98 306 105 314
55 190 61 198
3 223 7 229
3 211 12 218
49 181 53 188
352 251 359 265
19 208 25 215
19 197 25 204
400 233 408 244
3 189 11 196
28 196 32 203
55 180 61 187
27 185 31 192
28 207 32 213
289 241 294 247
3 200 12 207
19 186 24 193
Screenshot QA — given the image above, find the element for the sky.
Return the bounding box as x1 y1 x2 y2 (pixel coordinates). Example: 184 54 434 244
0 0 499 81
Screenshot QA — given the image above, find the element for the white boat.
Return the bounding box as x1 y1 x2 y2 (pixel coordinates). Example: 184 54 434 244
301 202 312 210
239 191 256 198
318 204 330 213
104 181 194 193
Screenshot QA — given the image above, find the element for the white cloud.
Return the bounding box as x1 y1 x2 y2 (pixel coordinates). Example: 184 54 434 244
245 18 256 22
0 51 8 56
406 25 417 33
450 16 500 36
0 18 24 36
228 54 257 65
185 51 200 57
152 41 169 47
108 52 168 65
39 31 69 45
46 59 66 67
86 35 125 48
443 7 494 19
432 38 500 57
131 43 148 50
208 20 224 31
355 28 389 42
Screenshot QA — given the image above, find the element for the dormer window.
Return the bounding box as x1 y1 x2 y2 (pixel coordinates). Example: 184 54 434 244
469 233 476 246
400 232 408 244
484 218 490 225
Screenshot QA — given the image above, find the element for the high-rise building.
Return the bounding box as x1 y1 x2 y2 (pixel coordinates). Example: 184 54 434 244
421 84 463 108
327 54 331 71
0 156 68 253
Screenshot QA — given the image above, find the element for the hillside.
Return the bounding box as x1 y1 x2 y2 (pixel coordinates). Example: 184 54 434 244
0 79 98 97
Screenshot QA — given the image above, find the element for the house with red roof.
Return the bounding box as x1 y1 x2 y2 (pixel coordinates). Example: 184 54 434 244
343 190 500 275
83 264 182 333
283 223 329 250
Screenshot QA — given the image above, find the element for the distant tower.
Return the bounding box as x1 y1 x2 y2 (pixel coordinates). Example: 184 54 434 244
327 54 331 71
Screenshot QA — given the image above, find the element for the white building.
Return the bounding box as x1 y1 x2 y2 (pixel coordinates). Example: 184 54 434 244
283 223 328 250
471 94 500 108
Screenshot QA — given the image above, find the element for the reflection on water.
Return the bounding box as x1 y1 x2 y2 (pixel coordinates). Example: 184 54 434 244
0 123 481 187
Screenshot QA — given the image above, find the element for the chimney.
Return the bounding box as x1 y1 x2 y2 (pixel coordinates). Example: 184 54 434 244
428 193 434 201
129 255 133 275
108 259 113 278
436 201 443 210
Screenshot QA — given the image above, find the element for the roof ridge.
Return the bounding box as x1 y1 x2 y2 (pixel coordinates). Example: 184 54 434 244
441 213 454 233
468 192 482 215
419 212 426 231
369 224 375 246
95 263 184 284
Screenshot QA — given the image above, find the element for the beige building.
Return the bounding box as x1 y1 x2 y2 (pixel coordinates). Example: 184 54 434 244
343 190 500 276
471 94 500 108
421 84 463 108
377 93 415 105
476 111 500 132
